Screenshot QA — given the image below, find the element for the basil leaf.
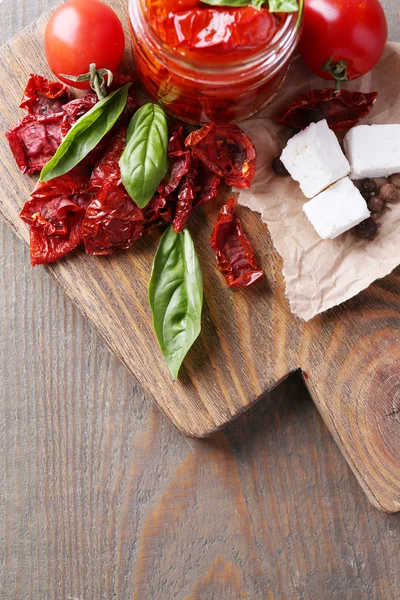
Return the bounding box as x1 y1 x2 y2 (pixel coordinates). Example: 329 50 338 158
120 103 169 209
149 226 203 381
40 83 130 182
201 0 299 11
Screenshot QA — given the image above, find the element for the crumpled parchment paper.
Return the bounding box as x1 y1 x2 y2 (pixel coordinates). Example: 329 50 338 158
237 42 400 321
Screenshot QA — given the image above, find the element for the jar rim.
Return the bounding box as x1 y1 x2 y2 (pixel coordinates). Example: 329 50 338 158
128 0 304 76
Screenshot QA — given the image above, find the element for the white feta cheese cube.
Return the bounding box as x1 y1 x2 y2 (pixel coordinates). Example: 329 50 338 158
280 119 350 198
303 177 370 239
344 124 400 179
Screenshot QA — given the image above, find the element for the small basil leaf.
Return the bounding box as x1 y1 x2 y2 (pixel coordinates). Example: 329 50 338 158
40 83 130 182
120 103 169 209
149 226 203 381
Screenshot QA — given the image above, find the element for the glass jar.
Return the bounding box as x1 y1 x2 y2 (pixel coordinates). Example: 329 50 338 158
128 0 304 124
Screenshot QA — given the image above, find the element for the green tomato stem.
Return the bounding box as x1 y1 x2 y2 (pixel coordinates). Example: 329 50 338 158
322 58 348 91
59 64 114 101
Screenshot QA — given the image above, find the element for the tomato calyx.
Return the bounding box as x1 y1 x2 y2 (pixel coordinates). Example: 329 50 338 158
322 58 349 91
60 63 114 100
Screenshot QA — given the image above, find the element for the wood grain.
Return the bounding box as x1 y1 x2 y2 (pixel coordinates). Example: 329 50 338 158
4 352 400 599
1 0 400 514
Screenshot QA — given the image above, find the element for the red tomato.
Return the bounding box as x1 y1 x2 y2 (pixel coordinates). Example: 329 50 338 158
298 0 388 82
44 0 125 89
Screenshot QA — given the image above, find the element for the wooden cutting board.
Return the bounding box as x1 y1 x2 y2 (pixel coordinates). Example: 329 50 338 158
1 1 400 514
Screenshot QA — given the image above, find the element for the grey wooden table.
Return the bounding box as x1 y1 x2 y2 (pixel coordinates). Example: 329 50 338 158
1 3 400 599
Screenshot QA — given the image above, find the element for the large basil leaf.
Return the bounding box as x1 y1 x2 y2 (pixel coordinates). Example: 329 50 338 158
120 103 169 209
201 0 299 11
149 226 203 381
40 83 130 182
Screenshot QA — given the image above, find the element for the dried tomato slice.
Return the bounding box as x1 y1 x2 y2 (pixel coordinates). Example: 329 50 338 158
20 170 92 265
172 158 198 233
27 216 84 266
167 125 187 156
6 112 65 175
196 167 220 206
185 123 256 189
61 92 98 136
82 183 145 255
210 198 263 288
158 151 191 197
90 127 127 189
278 89 378 132
157 125 191 197
20 73 72 116
172 160 221 233
143 194 174 231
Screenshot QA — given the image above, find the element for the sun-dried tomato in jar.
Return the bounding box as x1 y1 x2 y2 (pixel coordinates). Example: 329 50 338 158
128 0 303 124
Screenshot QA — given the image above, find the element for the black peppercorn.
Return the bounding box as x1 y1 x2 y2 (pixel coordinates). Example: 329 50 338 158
379 183 399 203
360 178 378 200
353 217 378 241
366 195 385 214
389 173 400 188
272 156 289 176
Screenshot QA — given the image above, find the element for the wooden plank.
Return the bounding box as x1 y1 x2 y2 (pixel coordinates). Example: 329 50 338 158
1 0 400 513
4 331 400 599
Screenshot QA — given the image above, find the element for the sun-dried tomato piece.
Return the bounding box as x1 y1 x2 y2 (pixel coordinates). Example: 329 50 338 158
82 183 145 255
143 194 174 231
90 127 127 189
167 125 187 156
172 156 198 233
210 198 263 288
6 112 65 175
30 167 91 199
157 125 191 198
278 89 378 132
196 167 220 206
61 92 98 136
185 123 256 189
172 160 221 233
158 151 191 197
20 73 72 116
20 171 92 265
27 216 84 265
